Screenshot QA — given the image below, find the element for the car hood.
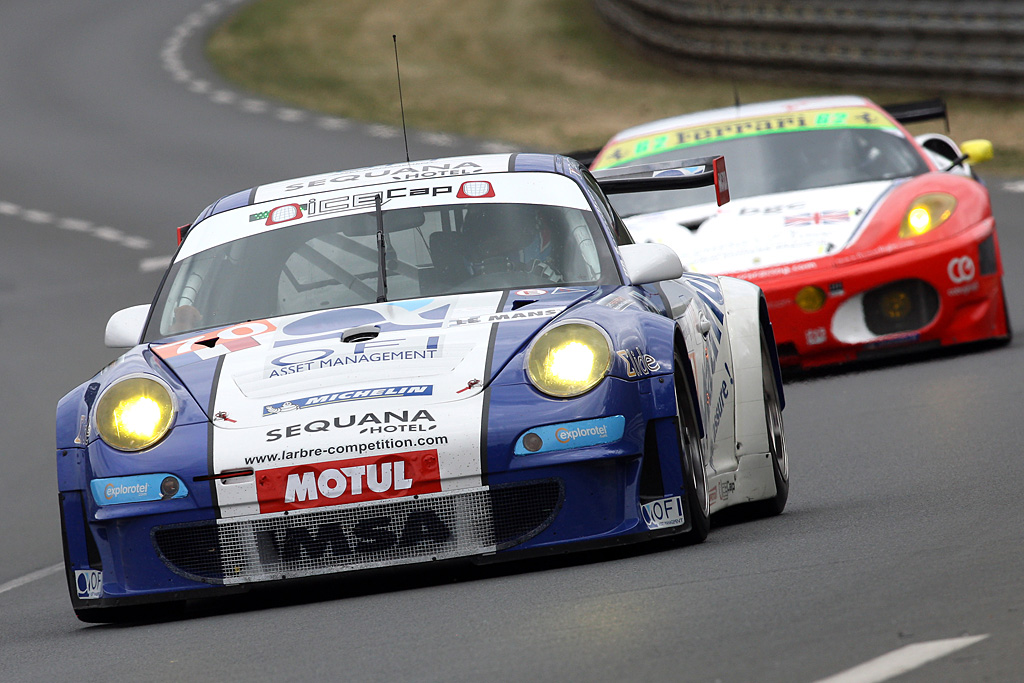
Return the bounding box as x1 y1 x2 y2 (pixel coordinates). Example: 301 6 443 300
151 289 592 430
623 180 896 274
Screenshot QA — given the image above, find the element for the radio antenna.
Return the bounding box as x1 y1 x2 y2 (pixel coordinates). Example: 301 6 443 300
393 35 411 163
712 0 741 109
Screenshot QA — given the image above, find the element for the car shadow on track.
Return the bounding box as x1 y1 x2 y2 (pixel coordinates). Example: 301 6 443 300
84 531 746 628
780 336 1013 384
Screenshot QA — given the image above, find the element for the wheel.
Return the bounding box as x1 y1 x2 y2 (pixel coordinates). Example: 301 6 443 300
750 327 789 517
674 351 710 544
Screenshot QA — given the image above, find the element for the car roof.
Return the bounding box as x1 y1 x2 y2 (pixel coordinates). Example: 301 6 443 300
606 95 876 142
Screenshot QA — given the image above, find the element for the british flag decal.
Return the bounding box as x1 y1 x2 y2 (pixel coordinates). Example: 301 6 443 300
784 210 850 227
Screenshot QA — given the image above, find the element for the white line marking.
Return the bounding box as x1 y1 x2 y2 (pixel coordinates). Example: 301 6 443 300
1 200 153 252
140 255 173 272
813 635 989 683
0 563 63 596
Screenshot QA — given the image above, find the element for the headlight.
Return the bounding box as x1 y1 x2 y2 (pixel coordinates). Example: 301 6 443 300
95 376 175 451
526 322 612 398
900 193 957 238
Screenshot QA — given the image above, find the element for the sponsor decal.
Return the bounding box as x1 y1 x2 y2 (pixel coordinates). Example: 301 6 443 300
268 336 441 378
709 485 719 506
446 307 563 327
806 327 828 346
249 202 308 223
266 410 436 441
255 506 453 564
828 282 844 297
711 361 734 442
641 495 685 530
75 570 103 599
597 290 657 313
738 202 804 215
947 281 980 297
514 415 625 456
263 385 433 416
595 107 893 169
90 474 188 506
718 479 735 502
617 348 662 378
245 435 449 466
153 320 277 361
256 449 442 513
282 162 484 192
784 210 850 227
947 255 976 284
272 300 451 351
739 261 819 280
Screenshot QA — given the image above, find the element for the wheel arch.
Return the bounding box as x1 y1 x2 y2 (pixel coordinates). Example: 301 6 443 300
718 277 782 458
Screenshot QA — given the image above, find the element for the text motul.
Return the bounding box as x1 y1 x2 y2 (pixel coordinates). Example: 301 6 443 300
285 461 413 503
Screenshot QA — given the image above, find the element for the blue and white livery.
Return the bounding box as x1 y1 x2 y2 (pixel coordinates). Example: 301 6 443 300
56 153 789 622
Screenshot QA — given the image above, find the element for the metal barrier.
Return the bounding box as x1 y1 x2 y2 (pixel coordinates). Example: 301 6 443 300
592 0 1024 97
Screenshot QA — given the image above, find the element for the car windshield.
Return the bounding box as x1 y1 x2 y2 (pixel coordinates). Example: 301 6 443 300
145 194 617 341
607 128 930 217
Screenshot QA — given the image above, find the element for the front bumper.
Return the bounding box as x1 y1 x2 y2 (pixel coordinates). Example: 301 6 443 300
59 375 689 611
745 220 1008 369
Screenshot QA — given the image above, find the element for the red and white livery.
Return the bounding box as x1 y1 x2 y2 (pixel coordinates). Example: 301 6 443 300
592 96 1010 369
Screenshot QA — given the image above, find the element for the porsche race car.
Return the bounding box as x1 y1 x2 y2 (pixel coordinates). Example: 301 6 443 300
591 96 1011 369
57 153 789 622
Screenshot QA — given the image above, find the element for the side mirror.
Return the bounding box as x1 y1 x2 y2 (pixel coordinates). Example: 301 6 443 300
960 139 993 165
105 305 151 348
618 243 684 285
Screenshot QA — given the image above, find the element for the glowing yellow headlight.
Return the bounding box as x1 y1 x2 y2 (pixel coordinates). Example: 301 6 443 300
795 286 826 313
526 323 611 398
900 193 957 238
95 376 175 451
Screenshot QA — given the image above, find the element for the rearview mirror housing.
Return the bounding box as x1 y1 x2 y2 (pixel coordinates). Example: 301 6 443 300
618 243 684 285
105 304 151 348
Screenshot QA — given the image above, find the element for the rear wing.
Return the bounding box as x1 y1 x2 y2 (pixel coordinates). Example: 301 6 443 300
883 99 949 131
592 155 730 206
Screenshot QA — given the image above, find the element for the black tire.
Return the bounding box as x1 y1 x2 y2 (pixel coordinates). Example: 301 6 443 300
674 351 710 544
750 327 789 517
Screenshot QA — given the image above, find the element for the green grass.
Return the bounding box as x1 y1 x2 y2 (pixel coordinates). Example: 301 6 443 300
207 0 1024 174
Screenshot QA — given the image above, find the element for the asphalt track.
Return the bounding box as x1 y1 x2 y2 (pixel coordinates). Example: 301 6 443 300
1 2 1022 681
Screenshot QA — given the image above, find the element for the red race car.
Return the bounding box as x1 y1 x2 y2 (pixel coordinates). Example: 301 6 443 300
591 96 1011 370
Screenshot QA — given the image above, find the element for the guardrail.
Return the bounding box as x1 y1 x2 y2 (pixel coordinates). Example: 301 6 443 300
592 0 1024 97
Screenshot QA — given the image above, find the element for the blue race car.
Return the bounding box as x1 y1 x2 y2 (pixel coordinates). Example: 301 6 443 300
57 152 789 622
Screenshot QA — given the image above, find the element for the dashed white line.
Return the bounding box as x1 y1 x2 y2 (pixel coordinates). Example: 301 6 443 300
0 201 151 251
0 563 63 596
1002 180 1024 193
812 635 989 683
140 255 174 273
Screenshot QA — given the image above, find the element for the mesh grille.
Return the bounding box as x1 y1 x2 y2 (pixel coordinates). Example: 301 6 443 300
153 480 561 585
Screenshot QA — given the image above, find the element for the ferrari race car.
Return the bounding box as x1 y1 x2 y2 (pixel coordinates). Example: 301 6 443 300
591 96 1011 369
57 152 789 622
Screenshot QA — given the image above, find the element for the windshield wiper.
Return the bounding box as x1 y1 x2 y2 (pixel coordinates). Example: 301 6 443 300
374 194 388 303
